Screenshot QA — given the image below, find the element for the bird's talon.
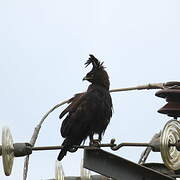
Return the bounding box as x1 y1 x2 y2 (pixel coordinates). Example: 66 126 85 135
90 139 101 147
68 147 78 153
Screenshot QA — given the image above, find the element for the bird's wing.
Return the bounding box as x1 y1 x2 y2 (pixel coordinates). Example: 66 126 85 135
59 92 85 119
59 89 101 138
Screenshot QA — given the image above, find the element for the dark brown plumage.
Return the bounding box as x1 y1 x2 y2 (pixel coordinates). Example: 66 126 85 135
57 55 113 161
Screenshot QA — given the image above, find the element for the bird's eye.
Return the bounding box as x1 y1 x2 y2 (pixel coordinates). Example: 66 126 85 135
87 73 93 78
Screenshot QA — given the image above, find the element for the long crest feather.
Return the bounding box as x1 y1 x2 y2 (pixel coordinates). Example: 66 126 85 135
85 54 104 69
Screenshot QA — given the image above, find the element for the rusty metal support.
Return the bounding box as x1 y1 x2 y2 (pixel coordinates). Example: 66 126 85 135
43 176 109 180
83 148 174 180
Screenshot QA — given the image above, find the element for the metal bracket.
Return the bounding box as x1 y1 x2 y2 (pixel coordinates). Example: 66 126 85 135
83 148 174 180
13 143 32 157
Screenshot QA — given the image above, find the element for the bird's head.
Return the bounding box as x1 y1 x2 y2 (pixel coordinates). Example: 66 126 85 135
83 54 110 89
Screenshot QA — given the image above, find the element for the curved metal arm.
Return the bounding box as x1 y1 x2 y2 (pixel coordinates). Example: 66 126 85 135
111 142 151 151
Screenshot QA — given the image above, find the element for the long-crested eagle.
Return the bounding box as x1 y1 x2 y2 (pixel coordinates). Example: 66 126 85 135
57 55 113 161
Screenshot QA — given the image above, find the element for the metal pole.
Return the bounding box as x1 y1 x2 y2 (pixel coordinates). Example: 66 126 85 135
31 143 115 151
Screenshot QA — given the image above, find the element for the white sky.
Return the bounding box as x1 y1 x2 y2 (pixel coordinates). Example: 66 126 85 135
0 0 180 179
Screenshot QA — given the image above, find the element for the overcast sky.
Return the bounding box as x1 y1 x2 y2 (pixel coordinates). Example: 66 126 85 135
0 0 180 179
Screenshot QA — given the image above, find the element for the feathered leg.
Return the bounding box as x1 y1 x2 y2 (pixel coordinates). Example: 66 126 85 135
89 134 94 145
98 134 102 142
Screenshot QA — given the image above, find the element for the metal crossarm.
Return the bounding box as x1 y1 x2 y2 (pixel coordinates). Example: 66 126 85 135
83 148 174 180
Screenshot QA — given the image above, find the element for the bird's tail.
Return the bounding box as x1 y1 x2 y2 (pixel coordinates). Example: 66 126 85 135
57 138 72 161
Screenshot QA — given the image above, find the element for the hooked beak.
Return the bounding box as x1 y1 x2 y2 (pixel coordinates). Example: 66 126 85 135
82 76 92 81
